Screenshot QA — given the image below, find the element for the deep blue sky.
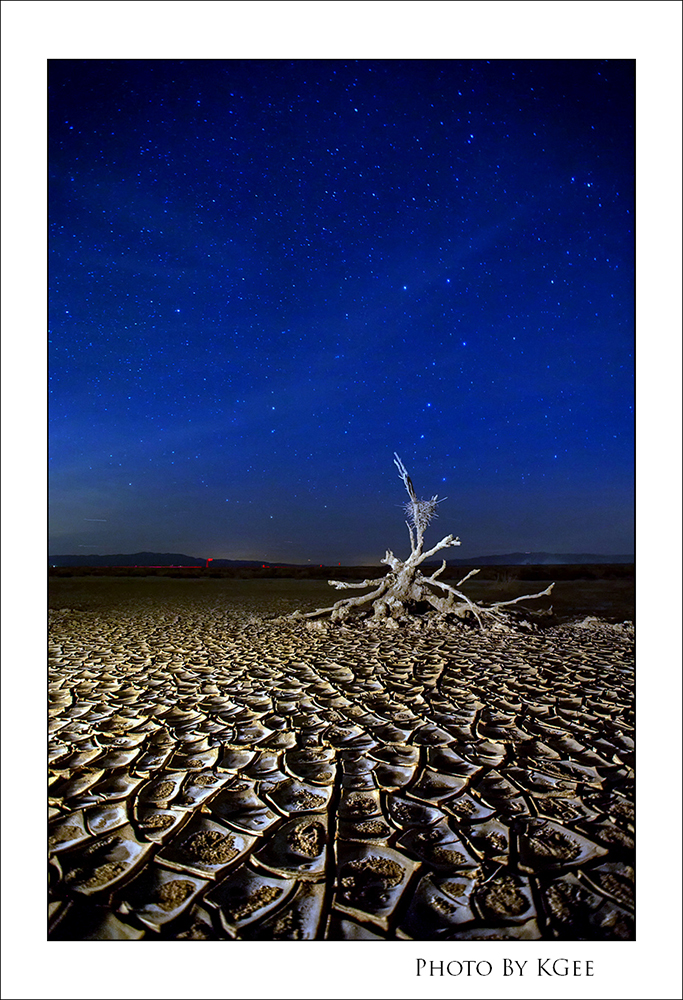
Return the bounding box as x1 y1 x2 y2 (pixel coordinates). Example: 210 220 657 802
48 59 634 563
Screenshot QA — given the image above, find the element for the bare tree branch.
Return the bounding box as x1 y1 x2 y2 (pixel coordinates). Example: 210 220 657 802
420 534 461 561
393 453 417 502
456 568 480 587
380 550 402 572
426 560 447 582
490 583 555 608
300 579 390 620
328 577 386 590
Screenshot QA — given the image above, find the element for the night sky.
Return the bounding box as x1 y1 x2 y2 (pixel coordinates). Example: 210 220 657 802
48 59 634 564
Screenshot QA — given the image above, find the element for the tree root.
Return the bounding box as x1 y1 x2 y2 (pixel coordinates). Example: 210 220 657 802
290 566 554 629
287 455 556 630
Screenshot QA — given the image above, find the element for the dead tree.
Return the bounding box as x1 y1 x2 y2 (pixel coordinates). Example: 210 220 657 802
291 454 553 626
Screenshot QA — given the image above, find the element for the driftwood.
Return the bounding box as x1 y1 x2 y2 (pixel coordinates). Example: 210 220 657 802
291 454 553 627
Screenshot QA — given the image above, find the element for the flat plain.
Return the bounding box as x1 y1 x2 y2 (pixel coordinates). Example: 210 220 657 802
48 576 634 940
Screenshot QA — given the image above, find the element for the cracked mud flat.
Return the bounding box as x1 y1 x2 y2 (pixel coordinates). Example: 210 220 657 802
48 579 634 941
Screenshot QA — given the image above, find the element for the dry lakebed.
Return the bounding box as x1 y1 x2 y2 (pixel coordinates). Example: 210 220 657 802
48 577 634 941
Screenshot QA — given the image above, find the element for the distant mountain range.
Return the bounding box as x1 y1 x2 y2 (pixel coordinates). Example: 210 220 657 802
446 552 634 566
50 552 261 568
49 550 634 568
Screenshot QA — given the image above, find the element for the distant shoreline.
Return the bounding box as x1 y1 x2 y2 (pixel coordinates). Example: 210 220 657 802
48 562 633 582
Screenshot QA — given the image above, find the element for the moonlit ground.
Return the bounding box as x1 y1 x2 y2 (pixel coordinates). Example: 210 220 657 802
49 579 634 940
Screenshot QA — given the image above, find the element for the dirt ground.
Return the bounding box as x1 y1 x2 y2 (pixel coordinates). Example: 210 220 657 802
48 577 634 940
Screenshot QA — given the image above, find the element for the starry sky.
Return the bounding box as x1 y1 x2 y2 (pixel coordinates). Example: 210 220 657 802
48 59 634 564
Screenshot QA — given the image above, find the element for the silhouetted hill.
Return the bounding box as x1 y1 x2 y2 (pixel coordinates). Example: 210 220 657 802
49 550 633 568
48 552 274 568
444 552 634 566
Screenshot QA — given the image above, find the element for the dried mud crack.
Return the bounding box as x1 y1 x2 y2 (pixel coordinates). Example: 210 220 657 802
48 581 634 940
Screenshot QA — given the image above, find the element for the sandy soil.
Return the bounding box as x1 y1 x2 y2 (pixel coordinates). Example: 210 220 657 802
48 578 634 940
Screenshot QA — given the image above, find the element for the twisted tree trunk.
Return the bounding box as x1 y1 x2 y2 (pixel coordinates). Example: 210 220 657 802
291 454 553 627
